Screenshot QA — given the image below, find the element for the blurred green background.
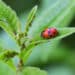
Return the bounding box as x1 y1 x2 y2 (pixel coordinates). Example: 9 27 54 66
1 0 75 75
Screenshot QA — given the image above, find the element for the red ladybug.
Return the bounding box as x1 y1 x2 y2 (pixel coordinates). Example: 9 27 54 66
41 28 58 39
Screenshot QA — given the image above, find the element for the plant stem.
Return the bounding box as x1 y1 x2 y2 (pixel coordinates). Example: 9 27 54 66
16 33 27 71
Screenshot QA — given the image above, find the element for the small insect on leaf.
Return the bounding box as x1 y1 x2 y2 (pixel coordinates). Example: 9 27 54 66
41 28 58 39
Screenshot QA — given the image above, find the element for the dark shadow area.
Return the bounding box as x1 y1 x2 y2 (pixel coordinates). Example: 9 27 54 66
3 0 41 15
61 33 75 51
25 56 67 68
69 16 75 27
0 28 3 34
40 63 70 69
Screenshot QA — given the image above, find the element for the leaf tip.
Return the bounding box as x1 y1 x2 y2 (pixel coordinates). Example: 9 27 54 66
34 5 38 10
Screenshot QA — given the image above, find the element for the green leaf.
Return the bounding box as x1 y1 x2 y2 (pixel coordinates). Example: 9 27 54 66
0 21 16 41
28 27 75 41
24 5 38 36
27 0 75 40
19 67 47 75
0 50 18 61
0 61 16 75
0 48 17 71
23 28 75 64
25 33 75 66
6 59 16 71
0 1 21 34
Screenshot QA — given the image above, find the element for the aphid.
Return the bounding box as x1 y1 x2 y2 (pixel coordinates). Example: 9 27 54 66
41 28 58 39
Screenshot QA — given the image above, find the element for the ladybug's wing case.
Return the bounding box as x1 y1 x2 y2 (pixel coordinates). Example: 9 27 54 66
41 28 58 39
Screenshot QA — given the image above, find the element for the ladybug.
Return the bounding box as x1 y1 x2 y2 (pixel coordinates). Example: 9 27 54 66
41 28 58 39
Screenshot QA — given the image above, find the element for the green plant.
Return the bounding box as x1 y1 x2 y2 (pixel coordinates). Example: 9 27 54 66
0 0 75 75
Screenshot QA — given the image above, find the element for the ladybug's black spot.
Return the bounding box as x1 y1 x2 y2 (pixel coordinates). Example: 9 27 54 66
48 30 51 35
49 34 53 38
48 30 53 38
